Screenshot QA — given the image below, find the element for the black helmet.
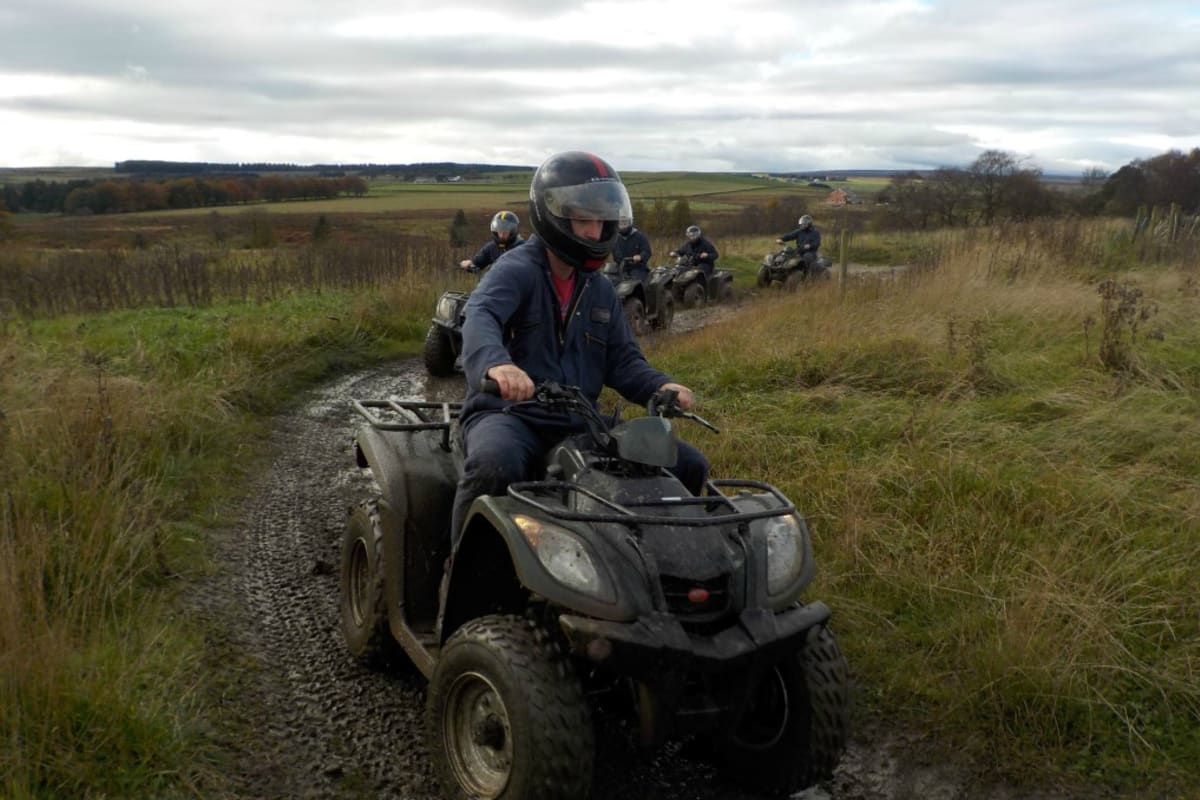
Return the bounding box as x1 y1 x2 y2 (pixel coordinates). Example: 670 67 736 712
686 225 702 242
798 214 813 229
490 210 519 243
529 151 632 271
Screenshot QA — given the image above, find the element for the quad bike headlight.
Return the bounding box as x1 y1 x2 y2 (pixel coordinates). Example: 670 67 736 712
762 513 805 595
435 295 459 323
513 515 614 602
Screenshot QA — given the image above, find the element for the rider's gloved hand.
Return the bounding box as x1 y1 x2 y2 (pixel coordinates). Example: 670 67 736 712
485 363 535 401
459 259 473 269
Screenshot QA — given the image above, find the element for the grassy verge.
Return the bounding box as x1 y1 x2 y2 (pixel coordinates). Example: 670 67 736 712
0 279 436 798
646 225 1200 794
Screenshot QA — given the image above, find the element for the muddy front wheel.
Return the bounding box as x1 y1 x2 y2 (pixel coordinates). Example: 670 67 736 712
653 291 675 331
682 283 705 309
623 297 647 336
756 265 772 288
423 324 457 376
714 624 850 794
427 615 594 800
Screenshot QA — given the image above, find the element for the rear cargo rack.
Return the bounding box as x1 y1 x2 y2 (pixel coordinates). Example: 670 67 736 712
507 478 795 529
352 398 462 451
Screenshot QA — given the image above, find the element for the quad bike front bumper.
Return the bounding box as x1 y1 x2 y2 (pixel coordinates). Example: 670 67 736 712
559 602 832 743
558 601 830 677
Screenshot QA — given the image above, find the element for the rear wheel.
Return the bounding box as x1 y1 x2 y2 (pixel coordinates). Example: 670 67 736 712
718 280 734 303
427 615 594 800
714 624 850 794
623 297 647 336
424 324 457 376
682 283 705 309
339 500 400 666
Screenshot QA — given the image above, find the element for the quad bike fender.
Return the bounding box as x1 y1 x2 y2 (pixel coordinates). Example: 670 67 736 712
557 601 831 679
445 496 643 631
355 425 457 631
616 280 645 303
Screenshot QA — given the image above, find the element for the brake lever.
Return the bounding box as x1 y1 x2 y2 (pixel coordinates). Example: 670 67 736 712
679 411 720 433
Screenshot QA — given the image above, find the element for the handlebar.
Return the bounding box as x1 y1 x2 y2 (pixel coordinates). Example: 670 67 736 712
482 379 718 434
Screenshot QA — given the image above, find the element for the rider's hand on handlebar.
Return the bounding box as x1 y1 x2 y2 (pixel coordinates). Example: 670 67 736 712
658 382 695 411
486 364 535 401
459 259 473 269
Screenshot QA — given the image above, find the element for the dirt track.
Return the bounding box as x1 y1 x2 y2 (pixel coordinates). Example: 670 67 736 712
193 299 1072 800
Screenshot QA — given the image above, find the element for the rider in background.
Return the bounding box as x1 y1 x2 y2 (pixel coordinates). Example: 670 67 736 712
777 214 821 275
459 210 525 273
670 225 719 279
611 216 652 283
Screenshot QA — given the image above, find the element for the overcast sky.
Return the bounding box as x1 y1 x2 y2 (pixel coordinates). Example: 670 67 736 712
2 0 1198 175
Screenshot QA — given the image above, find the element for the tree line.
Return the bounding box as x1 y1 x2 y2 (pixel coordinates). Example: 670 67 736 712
877 148 1200 230
1 175 369 216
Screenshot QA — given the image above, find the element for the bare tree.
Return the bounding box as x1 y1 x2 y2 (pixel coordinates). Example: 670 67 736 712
968 150 1021 225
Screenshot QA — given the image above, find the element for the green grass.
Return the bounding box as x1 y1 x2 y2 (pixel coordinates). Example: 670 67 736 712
0 283 436 798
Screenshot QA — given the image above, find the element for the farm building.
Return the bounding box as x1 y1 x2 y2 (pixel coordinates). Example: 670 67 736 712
827 188 863 205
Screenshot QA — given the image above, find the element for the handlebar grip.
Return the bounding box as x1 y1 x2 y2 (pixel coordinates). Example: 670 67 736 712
480 378 501 396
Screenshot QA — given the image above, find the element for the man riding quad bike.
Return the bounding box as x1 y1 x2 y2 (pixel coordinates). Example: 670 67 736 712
759 214 832 290
425 211 525 376
604 256 675 335
758 248 833 289
340 380 851 800
668 225 734 308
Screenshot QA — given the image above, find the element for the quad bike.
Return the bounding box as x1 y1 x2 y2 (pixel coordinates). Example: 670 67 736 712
603 258 676 335
667 254 735 309
424 264 486 377
758 247 833 291
341 381 851 800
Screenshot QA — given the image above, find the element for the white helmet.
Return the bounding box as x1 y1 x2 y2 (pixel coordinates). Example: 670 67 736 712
798 215 813 229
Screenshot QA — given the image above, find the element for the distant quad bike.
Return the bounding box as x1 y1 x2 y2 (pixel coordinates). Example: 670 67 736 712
668 254 735 309
341 380 851 800
603 258 675 335
758 248 833 291
424 264 485 377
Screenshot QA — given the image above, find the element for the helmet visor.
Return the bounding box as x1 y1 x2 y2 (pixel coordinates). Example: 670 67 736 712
542 179 632 223
491 219 518 236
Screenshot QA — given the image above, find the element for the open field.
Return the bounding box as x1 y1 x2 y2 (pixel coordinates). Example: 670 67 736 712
4 169 876 220
3 200 1197 798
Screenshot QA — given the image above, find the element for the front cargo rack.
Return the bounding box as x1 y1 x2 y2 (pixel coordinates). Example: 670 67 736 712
507 478 795 530
352 398 462 451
